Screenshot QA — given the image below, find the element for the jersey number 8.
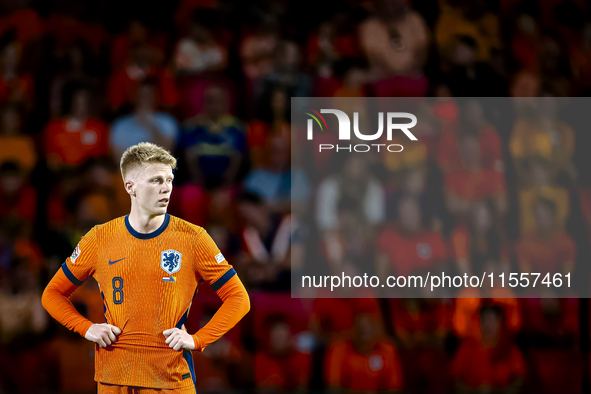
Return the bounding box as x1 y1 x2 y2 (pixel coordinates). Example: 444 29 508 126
112 277 124 304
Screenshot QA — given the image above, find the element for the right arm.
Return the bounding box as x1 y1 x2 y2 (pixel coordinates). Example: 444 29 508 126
41 267 121 347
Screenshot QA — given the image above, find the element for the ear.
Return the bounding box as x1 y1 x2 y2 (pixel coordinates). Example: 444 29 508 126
124 179 136 197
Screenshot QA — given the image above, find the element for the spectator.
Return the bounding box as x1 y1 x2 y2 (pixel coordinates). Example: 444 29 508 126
254 313 310 392
452 305 525 393
0 34 34 111
451 201 506 276
517 160 570 235
376 196 447 279
259 41 312 100
358 0 429 77
45 86 109 172
316 154 385 232
180 86 247 189
0 161 37 226
516 197 576 275
390 298 451 391
509 95 576 185
438 99 504 174
174 11 228 75
244 132 309 213
236 192 291 289
107 43 178 113
444 133 507 216
324 313 403 392
0 104 36 173
249 86 291 167
109 80 179 161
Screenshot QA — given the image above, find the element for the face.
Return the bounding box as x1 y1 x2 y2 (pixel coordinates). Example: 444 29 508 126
269 322 291 353
126 163 174 216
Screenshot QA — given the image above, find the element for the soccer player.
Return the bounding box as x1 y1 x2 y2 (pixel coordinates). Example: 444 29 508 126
42 142 250 393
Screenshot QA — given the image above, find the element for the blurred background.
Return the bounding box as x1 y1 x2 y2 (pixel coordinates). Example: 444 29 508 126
2 0 591 392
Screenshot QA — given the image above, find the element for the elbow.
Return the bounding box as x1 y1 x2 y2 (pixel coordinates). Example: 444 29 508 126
241 288 251 317
41 285 52 313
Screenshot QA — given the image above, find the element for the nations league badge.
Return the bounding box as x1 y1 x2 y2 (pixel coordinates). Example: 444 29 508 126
70 244 81 264
161 249 182 275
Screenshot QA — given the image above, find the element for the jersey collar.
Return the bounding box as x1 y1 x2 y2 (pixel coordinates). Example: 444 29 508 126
125 213 170 240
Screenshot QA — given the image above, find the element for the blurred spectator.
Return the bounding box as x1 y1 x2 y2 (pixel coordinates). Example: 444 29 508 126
244 132 309 213
110 19 166 73
311 297 382 343
0 104 36 173
49 41 101 119
316 154 385 232
444 133 507 216
520 298 581 393
516 197 576 275
174 11 228 74
110 80 179 160
240 16 279 82
254 313 310 391
193 310 244 392
306 15 362 78
390 298 451 391
45 86 109 172
107 43 178 113
259 41 312 100
438 99 504 174
451 201 506 276
0 161 37 226
249 86 291 167
509 96 576 185
442 35 507 96
180 86 247 189
358 0 429 77
324 313 403 392
376 196 447 278
518 160 570 235
0 35 34 111
452 305 525 393
436 0 501 63
236 192 290 289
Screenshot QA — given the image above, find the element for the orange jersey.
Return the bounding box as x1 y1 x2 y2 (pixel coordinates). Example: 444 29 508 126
58 213 235 389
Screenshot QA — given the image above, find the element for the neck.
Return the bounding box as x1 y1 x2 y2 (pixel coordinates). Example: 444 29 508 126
128 204 165 234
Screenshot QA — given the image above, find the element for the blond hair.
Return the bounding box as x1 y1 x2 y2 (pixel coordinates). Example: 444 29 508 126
120 142 177 180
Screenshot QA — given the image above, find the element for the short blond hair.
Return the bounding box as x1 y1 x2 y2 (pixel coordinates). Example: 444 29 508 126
120 142 177 180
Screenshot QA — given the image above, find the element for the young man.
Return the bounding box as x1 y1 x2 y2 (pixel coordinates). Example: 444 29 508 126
42 142 250 393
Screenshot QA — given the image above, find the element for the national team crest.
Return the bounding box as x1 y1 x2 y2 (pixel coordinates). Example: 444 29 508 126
161 249 182 275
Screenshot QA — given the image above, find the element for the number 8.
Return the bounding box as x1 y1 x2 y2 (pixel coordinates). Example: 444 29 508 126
113 277 124 305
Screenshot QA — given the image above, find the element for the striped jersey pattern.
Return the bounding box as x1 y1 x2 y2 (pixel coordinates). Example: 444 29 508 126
60 213 234 389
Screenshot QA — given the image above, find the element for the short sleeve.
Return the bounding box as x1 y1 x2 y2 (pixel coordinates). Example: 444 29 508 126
193 228 235 291
62 226 98 286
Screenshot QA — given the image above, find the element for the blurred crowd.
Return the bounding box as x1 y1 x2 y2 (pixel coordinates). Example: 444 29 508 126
1 0 591 392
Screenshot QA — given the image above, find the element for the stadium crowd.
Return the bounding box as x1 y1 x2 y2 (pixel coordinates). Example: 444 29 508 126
1 0 591 392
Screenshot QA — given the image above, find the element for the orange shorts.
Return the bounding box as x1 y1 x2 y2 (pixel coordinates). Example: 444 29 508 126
98 382 197 394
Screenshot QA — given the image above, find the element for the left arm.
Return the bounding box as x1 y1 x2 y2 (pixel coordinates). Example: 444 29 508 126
163 275 250 351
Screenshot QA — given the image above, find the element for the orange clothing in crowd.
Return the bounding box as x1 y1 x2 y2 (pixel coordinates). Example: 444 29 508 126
44 118 109 167
509 119 574 162
42 214 249 390
107 66 179 111
378 226 447 277
254 350 310 390
0 135 37 172
312 297 382 340
452 337 526 389
516 232 576 273
519 185 570 235
453 289 522 339
325 340 403 391
444 168 506 201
